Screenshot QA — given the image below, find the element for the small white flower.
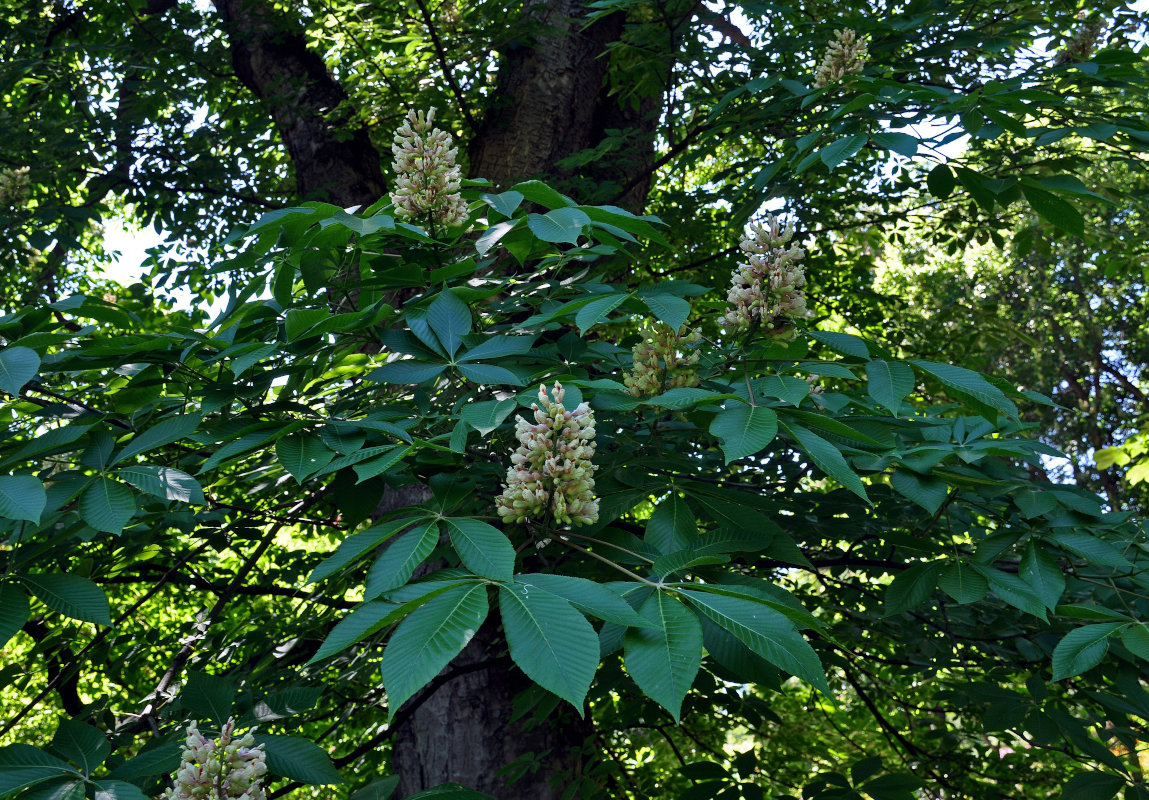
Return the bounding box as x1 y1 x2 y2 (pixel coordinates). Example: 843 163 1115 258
721 215 810 338
813 29 868 88
390 108 469 228
496 382 599 528
162 719 267 800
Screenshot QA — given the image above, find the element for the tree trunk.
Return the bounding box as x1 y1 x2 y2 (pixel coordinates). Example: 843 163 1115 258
211 0 385 207
468 2 661 211
212 1 667 794
392 621 595 799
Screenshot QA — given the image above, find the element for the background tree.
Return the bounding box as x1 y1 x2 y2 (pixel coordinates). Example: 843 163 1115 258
1 0 1148 798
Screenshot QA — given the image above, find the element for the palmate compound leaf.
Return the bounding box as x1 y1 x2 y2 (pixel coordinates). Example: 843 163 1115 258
623 591 703 721
499 583 599 712
380 583 490 712
679 589 831 697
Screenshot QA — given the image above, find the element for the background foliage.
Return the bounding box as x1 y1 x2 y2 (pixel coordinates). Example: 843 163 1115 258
1 0 1148 798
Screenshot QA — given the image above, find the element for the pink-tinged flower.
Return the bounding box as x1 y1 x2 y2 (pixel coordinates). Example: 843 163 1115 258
496 382 599 527
161 718 268 800
624 322 703 398
390 107 469 228
721 215 810 338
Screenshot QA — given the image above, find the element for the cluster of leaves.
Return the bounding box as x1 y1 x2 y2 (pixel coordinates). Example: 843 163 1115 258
0 167 1146 798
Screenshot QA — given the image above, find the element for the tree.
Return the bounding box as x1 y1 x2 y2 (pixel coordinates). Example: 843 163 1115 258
1 1 1148 798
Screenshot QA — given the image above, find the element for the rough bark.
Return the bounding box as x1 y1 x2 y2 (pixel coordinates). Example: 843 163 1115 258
212 0 385 207
468 3 661 210
392 621 594 799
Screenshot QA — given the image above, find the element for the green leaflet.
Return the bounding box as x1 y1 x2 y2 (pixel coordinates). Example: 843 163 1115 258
623 591 702 721
380 584 490 712
499 583 599 711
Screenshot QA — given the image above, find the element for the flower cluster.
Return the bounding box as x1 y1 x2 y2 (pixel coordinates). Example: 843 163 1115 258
0 167 30 207
390 107 469 228
720 215 809 337
813 29 868 88
1054 15 1106 65
162 719 267 800
624 322 703 397
496 382 599 528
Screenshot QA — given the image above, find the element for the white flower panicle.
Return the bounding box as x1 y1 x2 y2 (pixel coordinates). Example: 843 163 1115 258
390 107 469 228
721 215 809 337
1054 15 1106 65
496 382 599 528
162 719 268 800
0 167 30 207
813 29 868 88
624 322 703 398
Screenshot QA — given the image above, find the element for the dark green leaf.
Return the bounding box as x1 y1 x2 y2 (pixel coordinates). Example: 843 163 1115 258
364 522 440 599
883 563 940 616
938 563 987 604
680 589 830 696
456 362 524 386
641 294 691 330
819 133 867 169
426 291 472 358
865 359 914 416
50 721 108 775
368 361 447 384
0 583 29 647
114 466 204 505
623 591 702 721
1022 184 1084 237
308 517 430 583
0 475 46 524
262 735 343 785
709 404 777 464
889 470 947 514
459 399 517 436
20 573 112 626
0 346 40 395
515 574 654 628
527 208 591 244
443 518 515 582
276 434 336 483
645 493 698 554
499 583 599 711
113 414 201 464
181 670 235 725
782 422 868 502
1052 623 1125 680
380 584 490 711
